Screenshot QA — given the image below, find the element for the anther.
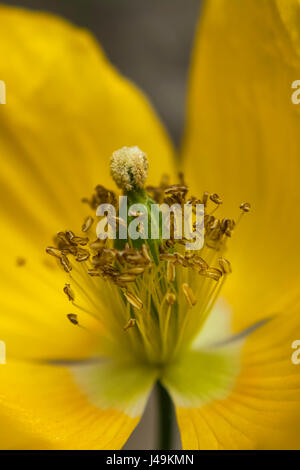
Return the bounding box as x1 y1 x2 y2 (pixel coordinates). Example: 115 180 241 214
75 249 90 262
60 255 72 273
123 318 136 331
108 215 127 230
125 267 146 275
63 283 75 301
205 267 223 281
141 244 152 263
67 313 78 325
218 258 232 274
82 216 94 232
166 292 176 305
160 253 177 262
240 202 251 213
193 256 208 271
117 274 137 283
167 261 176 282
63 231 89 246
89 239 106 251
73 236 89 246
175 252 187 265
87 269 100 276
164 185 188 196
202 191 209 206
210 193 223 205
182 283 197 307
46 246 62 258
124 291 143 310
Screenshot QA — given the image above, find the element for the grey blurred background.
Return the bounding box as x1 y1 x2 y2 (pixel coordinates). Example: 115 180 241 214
3 0 202 449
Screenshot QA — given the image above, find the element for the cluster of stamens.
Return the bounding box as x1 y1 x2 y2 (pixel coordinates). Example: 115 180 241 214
45 147 250 364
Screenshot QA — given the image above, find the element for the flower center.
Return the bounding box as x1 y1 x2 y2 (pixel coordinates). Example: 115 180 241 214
46 147 249 367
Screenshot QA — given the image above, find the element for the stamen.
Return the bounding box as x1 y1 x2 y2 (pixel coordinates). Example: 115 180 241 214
82 185 117 210
141 243 152 263
182 283 197 307
160 253 177 262
192 256 208 271
166 292 176 305
236 201 251 225
240 202 251 213
125 267 146 275
218 257 232 274
46 148 246 365
116 274 136 283
63 283 75 301
67 313 79 325
202 191 209 206
66 231 89 246
124 291 143 310
82 216 94 233
87 269 101 277
205 267 223 281
89 239 106 251
46 247 62 258
167 261 176 282
75 249 90 262
210 193 223 205
60 255 72 273
123 318 136 331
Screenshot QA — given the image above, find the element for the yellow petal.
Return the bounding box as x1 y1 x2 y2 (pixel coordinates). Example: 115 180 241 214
0 5 175 353
0 413 51 450
0 5 174 446
0 250 98 361
165 290 300 449
0 358 156 449
0 4 175 240
182 0 300 329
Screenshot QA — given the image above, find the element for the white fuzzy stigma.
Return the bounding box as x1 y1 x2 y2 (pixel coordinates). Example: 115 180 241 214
110 146 148 191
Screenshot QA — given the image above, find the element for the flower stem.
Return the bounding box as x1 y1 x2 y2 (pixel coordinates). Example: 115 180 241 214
157 381 174 450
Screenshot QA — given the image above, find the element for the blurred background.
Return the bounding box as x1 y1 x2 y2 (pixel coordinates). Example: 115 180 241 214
3 0 202 449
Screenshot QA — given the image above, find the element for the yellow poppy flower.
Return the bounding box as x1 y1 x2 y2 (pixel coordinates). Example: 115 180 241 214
0 1 300 450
